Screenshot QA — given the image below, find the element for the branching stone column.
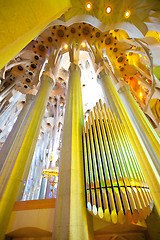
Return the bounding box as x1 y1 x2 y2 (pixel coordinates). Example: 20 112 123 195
53 62 94 240
0 72 54 239
97 65 160 216
117 82 160 175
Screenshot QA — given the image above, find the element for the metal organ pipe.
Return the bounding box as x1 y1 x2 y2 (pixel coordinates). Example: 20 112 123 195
82 99 153 224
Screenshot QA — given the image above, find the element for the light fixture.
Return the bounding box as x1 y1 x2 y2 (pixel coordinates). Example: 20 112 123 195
138 81 141 85
124 10 131 18
81 41 86 48
106 6 112 14
86 2 92 11
64 44 68 50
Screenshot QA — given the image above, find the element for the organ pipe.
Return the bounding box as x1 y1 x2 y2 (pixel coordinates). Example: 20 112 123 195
82 99 153 224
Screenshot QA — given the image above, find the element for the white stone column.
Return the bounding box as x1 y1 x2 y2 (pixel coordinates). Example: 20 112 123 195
97 66 160 216
117 82 160 174
0 73 54 239
0 94 35 172
53 62 94 240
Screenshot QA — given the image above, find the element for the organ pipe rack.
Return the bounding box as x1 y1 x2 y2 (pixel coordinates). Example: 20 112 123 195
82 99 153 224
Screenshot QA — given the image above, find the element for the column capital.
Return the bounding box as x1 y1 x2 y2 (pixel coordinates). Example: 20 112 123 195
97 67 110 85
97 67 109 77
69 43 80 64
42 71 55 86
96 65 106 76
116 81 131 93
26 94 35 101
69 62 81 75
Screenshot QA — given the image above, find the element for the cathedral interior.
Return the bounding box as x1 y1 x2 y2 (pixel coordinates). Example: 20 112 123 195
0 0 160 240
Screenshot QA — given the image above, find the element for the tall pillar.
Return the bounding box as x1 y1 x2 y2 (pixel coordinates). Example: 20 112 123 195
0 94 34 172
0 72 54 239
0 91 22 130
117 82 160 174
98 66 160 216
53 63 94 240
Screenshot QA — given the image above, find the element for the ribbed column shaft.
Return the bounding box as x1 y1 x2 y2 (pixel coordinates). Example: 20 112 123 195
45 122 58 198
98 68 160 216
53 63 94 240
0 92 22 130
21 142 38 201
118 84 160 174
0 74 54 239
0 94 35 172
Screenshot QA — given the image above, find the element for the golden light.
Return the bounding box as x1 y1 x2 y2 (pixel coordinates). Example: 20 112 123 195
106 6 112 14
140 92 143 98
86 2 92 11
64 44 68 50
125 10 131 18
139 54 142 58
81 41 86 48
144 56 147 60
138 81 141 85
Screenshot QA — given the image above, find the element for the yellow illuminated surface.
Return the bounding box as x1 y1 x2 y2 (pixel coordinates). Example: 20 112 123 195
0 0 71 70
145 31 160 44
